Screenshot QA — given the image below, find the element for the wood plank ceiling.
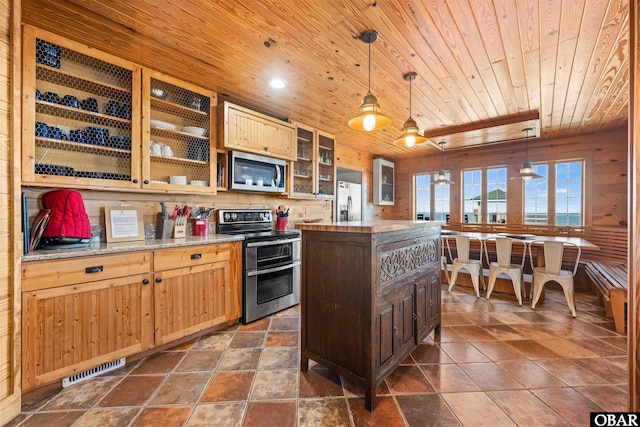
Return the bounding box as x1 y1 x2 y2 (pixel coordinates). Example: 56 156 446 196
22 0 629 159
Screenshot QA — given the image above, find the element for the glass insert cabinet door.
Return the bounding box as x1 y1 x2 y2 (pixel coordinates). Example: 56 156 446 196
374 158 394 205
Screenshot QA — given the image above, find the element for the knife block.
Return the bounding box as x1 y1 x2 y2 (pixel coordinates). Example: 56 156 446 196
156 214 173 239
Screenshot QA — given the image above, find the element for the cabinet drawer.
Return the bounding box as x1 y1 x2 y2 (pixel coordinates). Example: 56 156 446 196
22 252 151 292
154 243 232 271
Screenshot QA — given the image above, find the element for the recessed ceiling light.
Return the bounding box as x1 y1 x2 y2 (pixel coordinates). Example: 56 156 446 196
269 78 287 89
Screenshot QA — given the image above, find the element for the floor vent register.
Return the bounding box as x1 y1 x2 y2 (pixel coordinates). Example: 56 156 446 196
62 357 126 387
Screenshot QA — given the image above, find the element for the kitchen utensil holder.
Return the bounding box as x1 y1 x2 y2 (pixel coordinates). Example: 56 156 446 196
192 219 209 236
156 214 174 239
276 217 288 231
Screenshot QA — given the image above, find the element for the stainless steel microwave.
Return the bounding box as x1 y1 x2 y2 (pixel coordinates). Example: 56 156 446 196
228 151 287 193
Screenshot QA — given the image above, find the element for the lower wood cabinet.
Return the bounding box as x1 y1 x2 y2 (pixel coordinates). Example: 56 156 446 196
21 252 153 391
153 243 241 345
300 225 441 411
21 241 242 391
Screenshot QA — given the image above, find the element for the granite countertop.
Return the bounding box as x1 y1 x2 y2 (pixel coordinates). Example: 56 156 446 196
23 234 245 262
294 220 444 234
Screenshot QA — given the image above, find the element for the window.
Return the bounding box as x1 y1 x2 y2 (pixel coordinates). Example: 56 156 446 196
524 164 548 224
414 172 451 221
486 167 507 223
463 169 482 223
434 173 451 221
556 161 583 225
415 174 431 220
523 161 583 225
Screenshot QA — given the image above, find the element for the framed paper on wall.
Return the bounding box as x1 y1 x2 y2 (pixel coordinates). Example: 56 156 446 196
105 207 145 243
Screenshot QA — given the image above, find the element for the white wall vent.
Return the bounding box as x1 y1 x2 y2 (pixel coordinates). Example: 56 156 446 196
62 358 126 387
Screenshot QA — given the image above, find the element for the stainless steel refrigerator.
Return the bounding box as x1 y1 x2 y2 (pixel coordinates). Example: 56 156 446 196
336 181 362 221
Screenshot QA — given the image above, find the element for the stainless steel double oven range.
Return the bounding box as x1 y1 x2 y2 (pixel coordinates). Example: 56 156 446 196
216 209 301 323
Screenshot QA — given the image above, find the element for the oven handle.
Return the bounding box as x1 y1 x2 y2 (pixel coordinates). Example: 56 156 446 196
246 237 300 248
246 261 300 277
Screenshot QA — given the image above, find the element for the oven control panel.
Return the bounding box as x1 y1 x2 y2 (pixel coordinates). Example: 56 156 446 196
217 209 272 224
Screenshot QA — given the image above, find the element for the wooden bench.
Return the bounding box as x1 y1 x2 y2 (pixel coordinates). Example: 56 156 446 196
584 261 628 333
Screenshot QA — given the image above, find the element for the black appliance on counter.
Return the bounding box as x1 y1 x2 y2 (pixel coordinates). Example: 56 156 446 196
216 209 300 323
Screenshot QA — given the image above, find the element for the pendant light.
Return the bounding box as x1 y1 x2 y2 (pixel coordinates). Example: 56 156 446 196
347 30 392 131
432 142 454 185
393 72 427 147
510 127 542 180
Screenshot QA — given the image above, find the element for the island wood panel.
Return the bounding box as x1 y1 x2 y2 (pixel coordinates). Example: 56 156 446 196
631 0 639 411
20 0 629 159
21 272 153 390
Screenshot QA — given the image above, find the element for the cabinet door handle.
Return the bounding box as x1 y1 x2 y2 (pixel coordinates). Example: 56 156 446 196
85 265 103 274
133 179 139 184
155 277 163 283
393 326 398 335
191 253 202 260
142 278 150 285
143 180 149 184
412 312 417 321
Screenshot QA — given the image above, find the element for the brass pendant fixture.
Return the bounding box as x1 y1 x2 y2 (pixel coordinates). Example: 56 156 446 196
510 127 542 180
347 30 391 131
432 142 454 185
393 72 427 147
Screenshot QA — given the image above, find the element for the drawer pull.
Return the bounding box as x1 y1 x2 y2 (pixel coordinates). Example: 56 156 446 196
85 266 104 274
156 277 163 283
191 253 202 260
142 278 150 285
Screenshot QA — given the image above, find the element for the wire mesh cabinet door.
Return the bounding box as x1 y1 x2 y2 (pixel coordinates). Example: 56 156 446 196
22 25 142 189
142 69 217 193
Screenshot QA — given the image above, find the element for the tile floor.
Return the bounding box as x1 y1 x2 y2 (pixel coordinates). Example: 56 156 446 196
7 284 627 427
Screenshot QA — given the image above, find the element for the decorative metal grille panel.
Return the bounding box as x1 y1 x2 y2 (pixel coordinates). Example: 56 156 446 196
379 239 438 283
34 38 133 181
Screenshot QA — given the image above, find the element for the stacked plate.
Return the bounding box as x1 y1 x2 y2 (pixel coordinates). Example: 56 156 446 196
150 119 177 131
182 126 207 137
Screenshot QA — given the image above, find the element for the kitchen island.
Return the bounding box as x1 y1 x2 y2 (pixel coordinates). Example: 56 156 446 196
295 220 443 411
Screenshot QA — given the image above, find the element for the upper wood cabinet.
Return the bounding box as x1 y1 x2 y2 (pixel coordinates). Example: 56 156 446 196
373 158 395 205
142 69 217 192
290 122 336 198
21 26 218 194
22 25 142 190
217 101 296 161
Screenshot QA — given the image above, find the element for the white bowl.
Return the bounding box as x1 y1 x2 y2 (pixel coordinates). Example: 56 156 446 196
151 88 166 99
190 180 209 187
150 119 177 131
169 175 187 185
182 126 207 137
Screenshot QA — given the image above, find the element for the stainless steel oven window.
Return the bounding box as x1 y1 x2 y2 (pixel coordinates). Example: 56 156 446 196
245 238 300 271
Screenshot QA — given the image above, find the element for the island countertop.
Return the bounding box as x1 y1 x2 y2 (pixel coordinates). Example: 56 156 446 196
294 220 444 234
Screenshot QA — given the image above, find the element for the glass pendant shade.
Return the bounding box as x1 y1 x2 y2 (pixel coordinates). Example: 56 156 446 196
433 169 454 185
348 92 392 131
393 117 427 147
394 72 427 146
511 160 543 180
348 30 391 131
510 128 542 180
432 142 454 185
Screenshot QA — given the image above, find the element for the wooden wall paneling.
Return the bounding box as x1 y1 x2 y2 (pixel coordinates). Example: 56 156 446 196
392 129 627 228
1 0 21 421
630 0 638 411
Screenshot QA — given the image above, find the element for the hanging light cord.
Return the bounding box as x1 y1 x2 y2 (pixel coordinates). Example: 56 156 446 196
367 40 371 93
408 77 412 117
525 129 530 161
